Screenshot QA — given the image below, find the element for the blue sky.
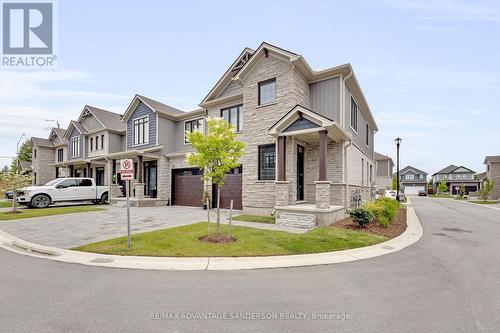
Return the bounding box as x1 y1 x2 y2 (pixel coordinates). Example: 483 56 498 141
1 0 499 175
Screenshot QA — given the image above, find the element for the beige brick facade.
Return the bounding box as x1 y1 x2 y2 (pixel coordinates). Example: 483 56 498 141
32 145 56 185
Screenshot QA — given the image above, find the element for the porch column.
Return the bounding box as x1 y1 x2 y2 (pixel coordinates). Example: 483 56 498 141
319 130 327 181
316 130 331 209
277 136 286 181
111 159 117 184
138 155 143 183
86 162 91 178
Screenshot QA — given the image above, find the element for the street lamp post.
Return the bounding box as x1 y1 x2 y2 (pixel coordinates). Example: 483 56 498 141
395 137 402 202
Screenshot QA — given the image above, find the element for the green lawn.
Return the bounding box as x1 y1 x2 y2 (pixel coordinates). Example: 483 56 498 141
470 200 500 205
0 201 12 208
0 206 106 220
232 214 275 224
74 222 387 257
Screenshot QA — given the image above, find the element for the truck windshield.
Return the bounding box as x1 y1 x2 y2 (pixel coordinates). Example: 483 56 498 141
44 179 63 186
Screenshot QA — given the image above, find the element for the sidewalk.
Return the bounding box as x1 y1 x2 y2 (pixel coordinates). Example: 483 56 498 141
0 204 423 271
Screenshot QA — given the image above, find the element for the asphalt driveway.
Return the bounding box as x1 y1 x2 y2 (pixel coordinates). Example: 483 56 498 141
0 205 236 248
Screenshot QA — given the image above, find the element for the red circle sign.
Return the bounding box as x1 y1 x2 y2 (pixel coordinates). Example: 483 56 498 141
123 160 131 169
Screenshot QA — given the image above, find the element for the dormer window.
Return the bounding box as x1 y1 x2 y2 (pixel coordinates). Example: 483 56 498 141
71 137 80 157
133 116 149 146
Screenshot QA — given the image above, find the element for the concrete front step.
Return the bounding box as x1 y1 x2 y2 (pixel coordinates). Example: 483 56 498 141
276 212 316 229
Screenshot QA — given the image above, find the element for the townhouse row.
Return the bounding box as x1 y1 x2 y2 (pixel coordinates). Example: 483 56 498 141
31 42 380 224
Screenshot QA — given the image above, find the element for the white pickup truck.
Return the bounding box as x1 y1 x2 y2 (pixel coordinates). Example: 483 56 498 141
17 178 109 208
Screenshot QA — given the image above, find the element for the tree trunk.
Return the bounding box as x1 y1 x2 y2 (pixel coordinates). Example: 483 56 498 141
12 190 17 213
206 197 211 235
216 186 221 233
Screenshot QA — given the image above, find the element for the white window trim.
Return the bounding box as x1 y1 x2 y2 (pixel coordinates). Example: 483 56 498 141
184 117 204 145
71 136 80 157
131 115 150 147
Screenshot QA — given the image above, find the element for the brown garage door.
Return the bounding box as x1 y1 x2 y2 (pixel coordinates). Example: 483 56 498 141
217 166 242 210
173 169 204 207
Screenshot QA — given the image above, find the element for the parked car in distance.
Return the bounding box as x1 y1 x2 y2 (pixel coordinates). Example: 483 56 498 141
5 191 13 199
17 178 109 208
418 190 428 196
384 190 397 200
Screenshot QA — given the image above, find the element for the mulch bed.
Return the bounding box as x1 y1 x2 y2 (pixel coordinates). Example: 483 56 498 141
333 208 407 239
199 234 237 243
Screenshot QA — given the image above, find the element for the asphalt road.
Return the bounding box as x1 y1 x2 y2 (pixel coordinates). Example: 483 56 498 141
1 197 499 332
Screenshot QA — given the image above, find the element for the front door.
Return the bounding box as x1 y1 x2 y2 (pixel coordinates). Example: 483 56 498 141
144 161 158 197
297 145 304 201
95 167 105 186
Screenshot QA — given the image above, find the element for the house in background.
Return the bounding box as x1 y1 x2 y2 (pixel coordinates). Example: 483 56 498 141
483 156 500 199
431 165 479 195
396 166 428 195
30 127 67 185
375 152 394 191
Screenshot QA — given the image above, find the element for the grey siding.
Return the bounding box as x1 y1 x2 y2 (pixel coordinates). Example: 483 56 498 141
108 133 125 153
219 81 242 98
309 77 340 121
344 85 374 159
81 115 103 131
283 117 319 132
67 127 83 160
126 102 157 150
157 115 176 153
173 119 197 153
377 160 389 177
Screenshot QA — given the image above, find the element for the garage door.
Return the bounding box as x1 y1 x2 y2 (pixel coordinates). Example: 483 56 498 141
404 185 425 195
173 169 204 207
217 166 243 210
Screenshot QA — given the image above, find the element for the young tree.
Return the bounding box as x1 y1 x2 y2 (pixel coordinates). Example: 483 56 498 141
392 175 398 190
479 179 495 202
0 170 32 213
437 179 448 194
458 184 465 198
186 117 245 234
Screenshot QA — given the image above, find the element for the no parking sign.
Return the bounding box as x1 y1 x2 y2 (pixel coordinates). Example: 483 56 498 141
120 159 134 180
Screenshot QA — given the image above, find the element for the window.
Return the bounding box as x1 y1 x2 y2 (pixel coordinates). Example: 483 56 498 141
362 158 364 185
34 149 37 159
90 137 93 151
78 179 93 187
370 164 373 183
71 137 80 157
101 134 104 149
419 174 423 179
258 144 276 180
350 97 358 132
365 123 370 146
58 179 77 188
221 105 243 132
258 78 276 105
95 136 99 150
133 116 149 145
184 118 204 144
405 174 414 180
57 149 63 162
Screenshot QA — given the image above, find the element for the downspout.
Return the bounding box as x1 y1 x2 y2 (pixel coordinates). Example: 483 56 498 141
342 71 353 208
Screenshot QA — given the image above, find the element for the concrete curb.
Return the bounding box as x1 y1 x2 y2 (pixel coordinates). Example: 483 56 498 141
0 204 423 271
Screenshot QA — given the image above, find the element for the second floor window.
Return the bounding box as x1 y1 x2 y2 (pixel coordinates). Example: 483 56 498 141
90 138 93 151
365 123 370 146
350 97 358 132
133 116 149 146
184 118 204 144
258 78 276 105
405 174 414 180
221 105 243 132
57 149 63 162
101 134 104 149
34 149 37 159
95 136 99 150
71 137 80 157
258 144 275 180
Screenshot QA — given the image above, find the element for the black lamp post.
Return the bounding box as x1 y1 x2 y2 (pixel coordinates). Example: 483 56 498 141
395 137 402 201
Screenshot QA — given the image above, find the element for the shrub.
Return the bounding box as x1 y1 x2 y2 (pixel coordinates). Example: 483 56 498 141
347 207 374 227
363 198 399 228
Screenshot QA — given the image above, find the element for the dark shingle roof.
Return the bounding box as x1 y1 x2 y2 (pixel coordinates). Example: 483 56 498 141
484 156 500 163
31 137 53 147
19 161 32 170
433 164 459 175
137 95 185 117
374 152 393 162
52 127 66 139
86 106 126 132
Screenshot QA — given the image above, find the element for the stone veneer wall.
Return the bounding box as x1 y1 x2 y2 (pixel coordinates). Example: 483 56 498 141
488 162 500 200
238 54 309 214
32 145 55 185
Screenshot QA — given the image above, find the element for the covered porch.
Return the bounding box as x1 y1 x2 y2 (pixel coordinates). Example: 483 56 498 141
267 105 352 226
105 147 167 206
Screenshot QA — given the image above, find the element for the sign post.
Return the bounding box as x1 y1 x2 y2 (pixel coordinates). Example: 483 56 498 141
120 159 134 248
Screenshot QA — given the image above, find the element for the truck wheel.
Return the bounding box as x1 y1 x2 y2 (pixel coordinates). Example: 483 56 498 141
101 192 109 204
31 194 50 208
